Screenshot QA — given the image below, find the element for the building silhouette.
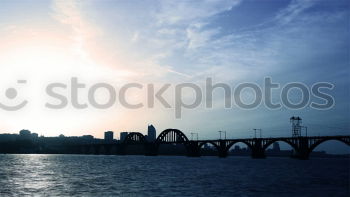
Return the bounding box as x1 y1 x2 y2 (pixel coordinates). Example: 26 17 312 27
104 131 114 143
120 132 128 141
82 135 93 140
82 135 94 144
147 124 156 142
273 142 280 152
19 129 31 140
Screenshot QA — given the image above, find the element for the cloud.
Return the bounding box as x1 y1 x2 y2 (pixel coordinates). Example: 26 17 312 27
0 0 348 138
131 32 139 43
48 0 347 86
186 24 220 49
275 0 315 25
168 0 347 83
51 0 99 61
155 0 241 25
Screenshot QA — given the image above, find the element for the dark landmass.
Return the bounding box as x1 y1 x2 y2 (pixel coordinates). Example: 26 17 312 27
0 130 348 158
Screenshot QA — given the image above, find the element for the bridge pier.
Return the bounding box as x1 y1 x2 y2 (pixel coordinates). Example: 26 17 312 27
292 138 310 160
218 150 228 158
144 143 158 156
218 140 228 158
251 148 266 159
292 151 310 160
251 139 266 159
186 141 201 157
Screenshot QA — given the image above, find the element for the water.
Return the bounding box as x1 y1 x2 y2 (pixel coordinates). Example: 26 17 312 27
0 154 349 197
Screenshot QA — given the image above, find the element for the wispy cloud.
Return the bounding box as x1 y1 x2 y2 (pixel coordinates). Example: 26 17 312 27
51 0 98 61
0 0 348 137
275 0 315 25
155 0 241 25
49 0 348 85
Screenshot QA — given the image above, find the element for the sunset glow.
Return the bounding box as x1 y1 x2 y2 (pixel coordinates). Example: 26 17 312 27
0 0 349 140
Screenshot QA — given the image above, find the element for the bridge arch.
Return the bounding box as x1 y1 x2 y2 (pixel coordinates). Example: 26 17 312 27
156 129 189 143
308 137 350 154
123 132 146 144
225 140 253 152
198 141 220 151
262 139 298 151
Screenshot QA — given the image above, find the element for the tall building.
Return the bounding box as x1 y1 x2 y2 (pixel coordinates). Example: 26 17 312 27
120 132 128 141
273 142 280 152
147 124 156 142
104 131 114 142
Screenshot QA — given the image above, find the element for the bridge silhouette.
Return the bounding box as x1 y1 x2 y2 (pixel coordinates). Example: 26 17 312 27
80 129 350 159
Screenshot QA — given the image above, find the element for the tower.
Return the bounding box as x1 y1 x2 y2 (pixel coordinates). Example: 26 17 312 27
104 131 114 143
273 142 280 152
120 132 128 141
147 124 156 142
290 116 302 137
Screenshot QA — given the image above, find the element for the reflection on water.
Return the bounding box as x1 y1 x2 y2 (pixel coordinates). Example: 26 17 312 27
0 154 349 196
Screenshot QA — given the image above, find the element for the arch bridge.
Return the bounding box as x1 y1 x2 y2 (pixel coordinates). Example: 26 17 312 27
123 132 146 144
192 135 350 159
84 129 350 159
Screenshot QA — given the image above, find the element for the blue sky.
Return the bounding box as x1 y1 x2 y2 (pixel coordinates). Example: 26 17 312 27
0 0 349 152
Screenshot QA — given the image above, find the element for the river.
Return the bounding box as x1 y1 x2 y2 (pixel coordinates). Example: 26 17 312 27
0 154 348 196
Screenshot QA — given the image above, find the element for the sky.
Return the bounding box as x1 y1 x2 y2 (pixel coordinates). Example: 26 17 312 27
0 0 349 152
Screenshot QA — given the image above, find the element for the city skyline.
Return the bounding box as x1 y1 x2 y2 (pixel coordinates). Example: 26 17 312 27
1 119 349 154
0 1 349 146
0 1 349 196
1 126 348 157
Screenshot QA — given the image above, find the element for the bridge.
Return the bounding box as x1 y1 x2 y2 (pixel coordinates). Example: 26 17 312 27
80 129 350 159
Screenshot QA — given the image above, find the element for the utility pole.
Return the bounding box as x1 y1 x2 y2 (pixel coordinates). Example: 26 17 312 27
191 132 198 140
253 129 262 138
219 131 226 140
